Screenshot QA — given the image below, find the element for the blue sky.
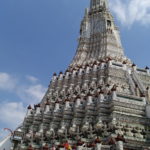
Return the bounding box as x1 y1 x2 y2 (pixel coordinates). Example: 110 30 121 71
0 0 150 140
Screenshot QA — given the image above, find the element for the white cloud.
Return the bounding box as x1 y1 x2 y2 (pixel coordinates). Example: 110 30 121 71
0 72 47 140
0 102 25 128
25 84 46 103
17 84 47 105
0 72 47 105
0 101 26 141
0 73 17 91
26 75 39 83
109 0 150 26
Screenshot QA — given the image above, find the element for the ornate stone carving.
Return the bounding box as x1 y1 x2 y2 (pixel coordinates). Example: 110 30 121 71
11 0 150 150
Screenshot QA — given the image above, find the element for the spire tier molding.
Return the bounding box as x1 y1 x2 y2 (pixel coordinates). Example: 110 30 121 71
11 0 150 150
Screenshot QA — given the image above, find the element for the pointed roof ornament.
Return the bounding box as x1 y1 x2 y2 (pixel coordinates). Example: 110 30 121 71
53 72 57 76
123 60 127 64
28 145 33 150
116 134 126 142
145 66 149 70
90 0 108 9
132 63 136 67
45 99 50 105
59 71 63 75
27 105 32 110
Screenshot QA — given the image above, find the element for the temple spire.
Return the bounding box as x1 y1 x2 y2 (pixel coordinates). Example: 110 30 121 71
11 1 150 150
90 0 108 9
70 0 125 68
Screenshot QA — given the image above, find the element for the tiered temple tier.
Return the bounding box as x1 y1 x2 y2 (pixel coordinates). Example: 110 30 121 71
13 58 150 149
46 59 150 104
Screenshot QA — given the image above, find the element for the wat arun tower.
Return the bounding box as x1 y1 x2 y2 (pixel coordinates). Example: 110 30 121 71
11 0 150 149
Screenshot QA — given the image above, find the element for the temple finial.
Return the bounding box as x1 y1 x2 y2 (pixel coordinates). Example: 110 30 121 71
90 0 108 9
